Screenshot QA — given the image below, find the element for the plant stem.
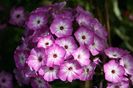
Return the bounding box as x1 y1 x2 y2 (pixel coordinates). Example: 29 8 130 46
84 80 92 88
105 0 111 45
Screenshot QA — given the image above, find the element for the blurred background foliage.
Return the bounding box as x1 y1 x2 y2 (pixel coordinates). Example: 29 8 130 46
0 0 133 88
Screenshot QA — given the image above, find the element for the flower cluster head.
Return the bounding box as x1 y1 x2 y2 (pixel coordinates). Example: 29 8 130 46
13 1 132 88
104 47 133 87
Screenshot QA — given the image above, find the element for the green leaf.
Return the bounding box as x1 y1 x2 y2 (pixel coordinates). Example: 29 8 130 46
113 0 122 20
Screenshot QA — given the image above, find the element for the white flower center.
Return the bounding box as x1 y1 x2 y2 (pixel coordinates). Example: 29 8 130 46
33 17 44 27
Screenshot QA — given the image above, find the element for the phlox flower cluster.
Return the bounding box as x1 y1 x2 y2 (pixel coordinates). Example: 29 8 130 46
13 2 107 86
11 1 133 88
104 47 133 88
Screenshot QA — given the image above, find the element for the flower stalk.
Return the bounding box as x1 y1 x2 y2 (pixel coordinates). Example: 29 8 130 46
84 80 92 88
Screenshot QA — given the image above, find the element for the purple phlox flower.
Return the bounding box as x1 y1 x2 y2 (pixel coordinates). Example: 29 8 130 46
37 34 54 49
90 19 108 40
120 54 133 75
26 12 48 30
103 60 125 83
55 36 78 59
50 17 73 37
72 45 90 66
79 62 96 81
0 71 13 88
31 77 51 88
27 48 46 71
76 6 93 27
9 7 25 26
45 44 66 67
14 48 30 70
58 60 83 82
74 26 94 46
88 34 106 56
14 69 30 86
104 47 125 59
107 81 129 88
38 66 59 81
76 13 93 27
